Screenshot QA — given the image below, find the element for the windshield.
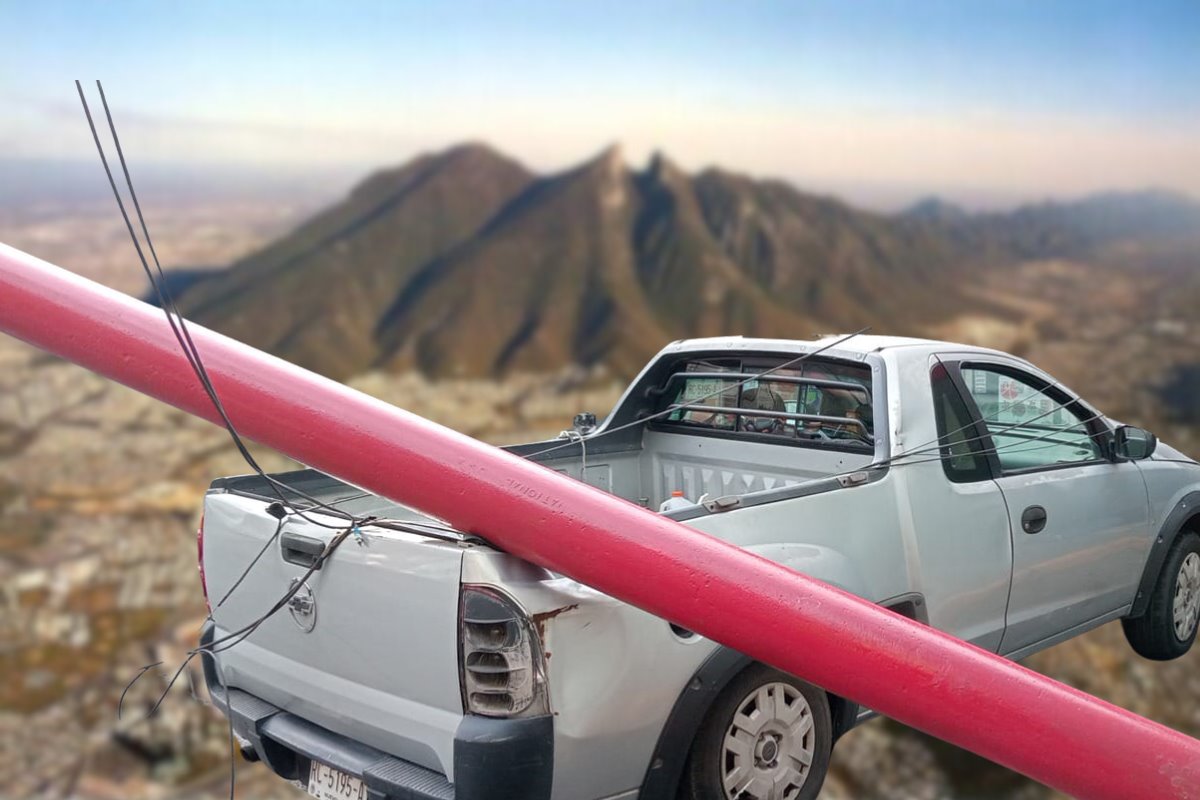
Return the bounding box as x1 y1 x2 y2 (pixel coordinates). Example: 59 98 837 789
657 356 874 448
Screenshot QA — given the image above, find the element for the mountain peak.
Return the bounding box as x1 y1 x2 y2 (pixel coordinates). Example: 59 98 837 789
569 143 628 210
439 140 517 166
902 196 969 223
578 142 625 177
597 141 624 164
645 150 689 185
346 142 532 205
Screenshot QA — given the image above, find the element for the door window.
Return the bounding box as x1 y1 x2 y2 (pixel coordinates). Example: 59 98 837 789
930 364 992 482
960 366 1102 472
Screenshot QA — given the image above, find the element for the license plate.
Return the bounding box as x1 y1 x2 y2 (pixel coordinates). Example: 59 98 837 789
307 760 367 800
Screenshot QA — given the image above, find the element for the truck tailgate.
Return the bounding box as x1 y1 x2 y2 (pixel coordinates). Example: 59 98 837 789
202 490 466 776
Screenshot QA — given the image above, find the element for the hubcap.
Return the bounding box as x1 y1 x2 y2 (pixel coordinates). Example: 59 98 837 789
1174 553 1200 641
721 682 815 800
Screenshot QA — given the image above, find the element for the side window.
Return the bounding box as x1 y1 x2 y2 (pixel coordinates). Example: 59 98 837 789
960 366 1101 472
931 364 992 482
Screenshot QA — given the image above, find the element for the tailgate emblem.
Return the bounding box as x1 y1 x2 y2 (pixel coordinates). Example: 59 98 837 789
287 579 317 633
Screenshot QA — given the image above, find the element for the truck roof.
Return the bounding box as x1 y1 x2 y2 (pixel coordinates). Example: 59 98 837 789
663 334 1015 362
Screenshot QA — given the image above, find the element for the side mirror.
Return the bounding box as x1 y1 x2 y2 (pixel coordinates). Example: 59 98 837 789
1113 425 1157 460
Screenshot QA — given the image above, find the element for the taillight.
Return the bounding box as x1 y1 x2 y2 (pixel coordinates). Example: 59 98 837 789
197 512 210 613
458 586 548 718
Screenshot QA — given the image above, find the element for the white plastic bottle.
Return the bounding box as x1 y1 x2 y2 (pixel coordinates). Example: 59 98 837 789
659 490 693 513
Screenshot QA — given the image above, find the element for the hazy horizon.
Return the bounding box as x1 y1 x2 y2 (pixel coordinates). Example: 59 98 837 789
3 1 1198 212
3 143 1198 216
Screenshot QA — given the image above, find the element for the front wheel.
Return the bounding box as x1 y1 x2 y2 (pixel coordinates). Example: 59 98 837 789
1123 532 1200 661
681 664 832 800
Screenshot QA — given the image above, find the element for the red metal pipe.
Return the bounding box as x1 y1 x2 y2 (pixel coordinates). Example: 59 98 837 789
1 243 1197 799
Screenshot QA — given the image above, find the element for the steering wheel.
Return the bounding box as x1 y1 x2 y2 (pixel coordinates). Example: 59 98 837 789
741 416 782 434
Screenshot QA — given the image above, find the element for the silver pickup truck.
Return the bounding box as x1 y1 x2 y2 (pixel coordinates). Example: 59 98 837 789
199 335 1200 800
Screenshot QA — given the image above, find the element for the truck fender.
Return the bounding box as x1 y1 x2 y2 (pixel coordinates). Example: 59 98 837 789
1129 489 1200 619
637 553 911 800
638 646 754 800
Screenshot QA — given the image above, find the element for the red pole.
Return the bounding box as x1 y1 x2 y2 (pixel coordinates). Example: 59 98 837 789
1 243 1197 799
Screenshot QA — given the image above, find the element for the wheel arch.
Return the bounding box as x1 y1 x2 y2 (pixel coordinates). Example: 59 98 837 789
1130 490 1200 619
637 596 926 799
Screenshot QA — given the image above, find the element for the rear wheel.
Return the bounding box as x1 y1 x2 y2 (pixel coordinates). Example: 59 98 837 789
1123 532 1200 661
681 664 832 800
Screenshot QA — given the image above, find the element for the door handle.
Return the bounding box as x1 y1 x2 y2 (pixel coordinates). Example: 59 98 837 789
280 531 326 569
1021 505 1048 534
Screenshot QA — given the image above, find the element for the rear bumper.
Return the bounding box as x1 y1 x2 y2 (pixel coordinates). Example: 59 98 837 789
202 624 553 800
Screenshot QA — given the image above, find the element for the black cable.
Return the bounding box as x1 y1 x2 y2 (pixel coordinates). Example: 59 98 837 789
117 661 163 720
524 331 1095 477
813 407 1116 488
77 85 379 800
188 648 236 800
122 412 1141 745
77 80 361 531
887 389 1104 469
137 526 355 719
134 412 1128 708
209 516 285 614
82 80 436 683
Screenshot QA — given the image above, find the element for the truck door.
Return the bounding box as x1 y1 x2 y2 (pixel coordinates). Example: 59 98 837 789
953 360 1150 655
916 362 1014 653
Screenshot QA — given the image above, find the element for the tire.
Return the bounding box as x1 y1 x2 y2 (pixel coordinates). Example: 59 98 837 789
1123 532 1200 661
680 664 832 800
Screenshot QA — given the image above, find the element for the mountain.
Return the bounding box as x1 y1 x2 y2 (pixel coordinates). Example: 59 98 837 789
371 146 868 378
903 189 1200 260
372 146 669 378
176 145 1200 380
691 169 967 328
979 189 1200 258
178 143 534 380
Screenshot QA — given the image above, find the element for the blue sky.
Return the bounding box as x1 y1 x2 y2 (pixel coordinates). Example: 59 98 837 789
2 0 1198 207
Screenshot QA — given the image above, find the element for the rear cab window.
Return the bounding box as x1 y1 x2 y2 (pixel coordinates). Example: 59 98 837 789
654 356 875 451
